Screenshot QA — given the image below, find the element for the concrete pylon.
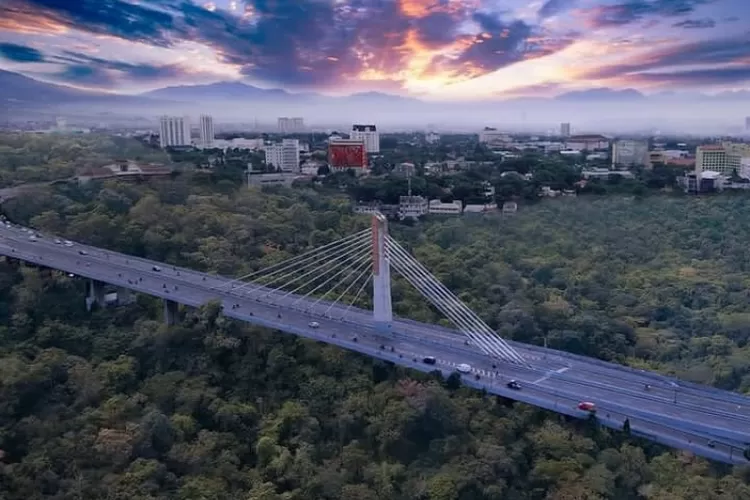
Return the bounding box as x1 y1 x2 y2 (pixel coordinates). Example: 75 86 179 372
164 299 179 326
372 213 393 331
117 287 134 305
86 279 105 311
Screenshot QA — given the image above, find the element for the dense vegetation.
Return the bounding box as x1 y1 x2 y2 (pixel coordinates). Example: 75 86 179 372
1 133 750 499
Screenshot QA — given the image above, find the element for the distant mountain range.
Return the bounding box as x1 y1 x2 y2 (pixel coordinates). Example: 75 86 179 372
141 81 422 106
0 69 158 106
2 69 749 109
554 88 647 101
142 81 293 101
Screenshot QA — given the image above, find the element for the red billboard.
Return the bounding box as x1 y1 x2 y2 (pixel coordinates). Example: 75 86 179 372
329 142 367 169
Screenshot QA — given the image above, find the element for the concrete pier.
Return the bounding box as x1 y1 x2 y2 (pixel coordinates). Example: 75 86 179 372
164 298 179 325
86 279 106 311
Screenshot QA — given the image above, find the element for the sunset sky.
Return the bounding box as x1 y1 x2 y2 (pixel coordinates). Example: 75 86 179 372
0 0 748 100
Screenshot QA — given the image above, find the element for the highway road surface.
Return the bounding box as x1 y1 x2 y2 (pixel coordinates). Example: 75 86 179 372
2 223 750 464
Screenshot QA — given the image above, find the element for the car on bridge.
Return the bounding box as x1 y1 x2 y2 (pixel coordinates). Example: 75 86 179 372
422 356 436 365
507 380 521 390
152 266 162 272
578 401 596 412
457 363 472 374
308 321 320 328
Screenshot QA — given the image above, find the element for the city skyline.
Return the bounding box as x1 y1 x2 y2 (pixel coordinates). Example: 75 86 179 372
0 0 747 100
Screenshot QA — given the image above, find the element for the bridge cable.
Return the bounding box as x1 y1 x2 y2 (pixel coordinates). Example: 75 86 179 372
234 231 370 293
387 250 519 363
282 247 373 301
218 229 369 290
385 237 516 349
387 244 525 365
390 246 527 365
261 239 371 298
341 272 374 320
387 237 526 365
323 262 374 317
233 233 370 296
297 256 373 309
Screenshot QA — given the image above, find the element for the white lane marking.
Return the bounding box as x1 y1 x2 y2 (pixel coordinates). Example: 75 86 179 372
533 366 570 384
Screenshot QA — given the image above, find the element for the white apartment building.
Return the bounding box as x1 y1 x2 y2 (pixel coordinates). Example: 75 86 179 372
399 195 427 219
479 128 512 146
199 115 214 148
247 172 298 188
209 138 265 151
351 124 380 153
426 132 440 144
428 199 462 215
278 117 304 133
696 143 750 177
265 139 300 173
464 203 497 213
159 116 192 148
565 134 610 151
354 204 382 215
612 140 648 168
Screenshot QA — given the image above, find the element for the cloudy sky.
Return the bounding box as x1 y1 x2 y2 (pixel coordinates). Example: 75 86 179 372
0 0 748 99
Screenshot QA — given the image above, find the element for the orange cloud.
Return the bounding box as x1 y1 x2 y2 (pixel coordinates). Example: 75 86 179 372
398 0 479 18
0 10 67 34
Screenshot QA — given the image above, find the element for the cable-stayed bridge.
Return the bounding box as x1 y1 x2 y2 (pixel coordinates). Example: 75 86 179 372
2 215 750 465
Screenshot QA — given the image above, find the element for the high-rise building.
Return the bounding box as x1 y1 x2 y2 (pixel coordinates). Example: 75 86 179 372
199 115 215 148
350 124 380 153
264 139 300 173
560 122 571 137
745 116 750 131
696 142 750 177
278 117 305 133
612 140 649 168
159 116 191 148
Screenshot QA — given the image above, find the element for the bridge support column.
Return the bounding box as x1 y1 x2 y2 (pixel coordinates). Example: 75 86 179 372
371 214 393 332
164 299 179 326
117 287 135 305
86 279 106 311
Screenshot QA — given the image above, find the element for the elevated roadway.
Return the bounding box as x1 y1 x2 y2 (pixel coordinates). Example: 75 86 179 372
2 224 750 464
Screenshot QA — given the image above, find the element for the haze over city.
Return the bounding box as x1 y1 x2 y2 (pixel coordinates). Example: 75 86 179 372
0 0 749 132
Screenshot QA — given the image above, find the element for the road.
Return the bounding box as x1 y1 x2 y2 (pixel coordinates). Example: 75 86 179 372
2 223 750 464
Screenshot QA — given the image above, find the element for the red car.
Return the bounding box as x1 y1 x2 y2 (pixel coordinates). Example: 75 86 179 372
578 401 596 412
